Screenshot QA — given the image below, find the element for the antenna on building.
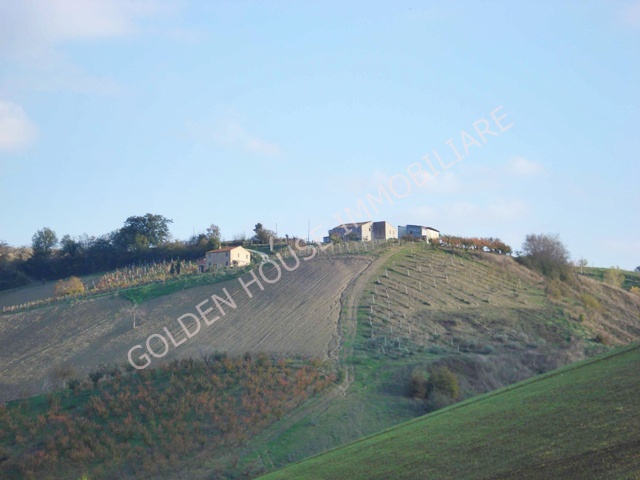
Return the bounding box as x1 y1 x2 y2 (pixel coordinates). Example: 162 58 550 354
307 220 310 243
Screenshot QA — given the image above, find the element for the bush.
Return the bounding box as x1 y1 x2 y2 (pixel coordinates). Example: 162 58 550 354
545 279 568 299
428 366 460 400
408 369 428 398
594 332 611 345
604 267 625 288
408 366 460 402
580 293 602 311
630 286 640 297
54 276 85 297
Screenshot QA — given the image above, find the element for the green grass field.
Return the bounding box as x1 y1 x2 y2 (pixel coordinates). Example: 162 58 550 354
580 266 640 292
260 343 640 479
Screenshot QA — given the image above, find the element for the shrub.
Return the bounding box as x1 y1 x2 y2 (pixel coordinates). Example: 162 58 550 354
594 332 611 345
580 294 602 311
54 276 85 297
545 279 565 299
408 369 428 399
630 286 640 297
428 366 460 400
604 267 624 288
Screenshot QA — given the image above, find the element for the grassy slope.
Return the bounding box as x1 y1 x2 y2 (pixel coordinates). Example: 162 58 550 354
580 266 640 292
235 246 640 476
260 343 640 480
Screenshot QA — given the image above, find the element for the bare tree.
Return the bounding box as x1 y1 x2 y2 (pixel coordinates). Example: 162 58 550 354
520 233 571 279
577 258 588 274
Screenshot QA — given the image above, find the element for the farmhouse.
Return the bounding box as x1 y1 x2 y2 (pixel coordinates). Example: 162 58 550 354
205 246 251 270
398 225 440 242
325 221 398 242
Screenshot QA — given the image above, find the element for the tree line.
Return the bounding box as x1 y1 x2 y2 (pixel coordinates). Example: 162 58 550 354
0 214 230 289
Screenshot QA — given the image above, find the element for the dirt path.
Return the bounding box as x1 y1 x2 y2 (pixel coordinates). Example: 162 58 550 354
237 248 398 474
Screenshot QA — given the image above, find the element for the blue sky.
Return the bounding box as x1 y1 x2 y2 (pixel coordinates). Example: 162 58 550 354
0 0 638 269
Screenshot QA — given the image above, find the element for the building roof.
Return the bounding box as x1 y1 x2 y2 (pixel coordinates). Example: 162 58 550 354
329 221 373 230
206 246 246 254
404 224 440 232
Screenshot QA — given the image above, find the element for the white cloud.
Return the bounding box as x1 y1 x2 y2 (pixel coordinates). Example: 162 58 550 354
0 0 162 57
190 118 283 157
505 156 543 177
0 101 37 152
0 1 172 95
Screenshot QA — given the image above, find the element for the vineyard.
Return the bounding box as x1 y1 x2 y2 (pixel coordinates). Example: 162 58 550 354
2 260 224 314
359 244 547 358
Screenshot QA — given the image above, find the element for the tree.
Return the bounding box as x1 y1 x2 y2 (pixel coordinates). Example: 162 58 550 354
32 227 58 257
604 266 624 288
114 214 173 251
635 266 640 273
206 224 222 250
520 233 571 279
329 233 342 244
60 234 82 257
577 258 588 274
253 223 275 244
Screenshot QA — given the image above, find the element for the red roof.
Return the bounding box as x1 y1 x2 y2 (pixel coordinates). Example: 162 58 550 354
206 246 244 254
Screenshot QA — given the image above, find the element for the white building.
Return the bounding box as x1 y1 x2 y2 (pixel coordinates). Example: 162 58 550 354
398 225 440 242
205 246 251 270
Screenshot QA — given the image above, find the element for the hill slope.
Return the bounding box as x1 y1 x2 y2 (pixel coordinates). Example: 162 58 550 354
259 343 640 480
0 253 372 402
234 246 640 475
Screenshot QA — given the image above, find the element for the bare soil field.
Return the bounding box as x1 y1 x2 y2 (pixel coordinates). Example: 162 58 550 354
0 255 371 402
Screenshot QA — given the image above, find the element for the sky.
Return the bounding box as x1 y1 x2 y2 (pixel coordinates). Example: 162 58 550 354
0 0 638 269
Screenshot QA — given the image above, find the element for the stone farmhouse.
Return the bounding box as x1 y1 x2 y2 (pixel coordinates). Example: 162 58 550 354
325 221 398 242
398 225 440 242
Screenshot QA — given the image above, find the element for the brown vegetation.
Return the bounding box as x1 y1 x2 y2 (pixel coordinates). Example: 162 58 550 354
0 355 335 479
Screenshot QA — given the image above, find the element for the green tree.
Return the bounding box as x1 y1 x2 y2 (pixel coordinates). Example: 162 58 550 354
60 234 82 257
114 214 173 251
253 223 275 244
604 266 624 288
32 227 58 257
